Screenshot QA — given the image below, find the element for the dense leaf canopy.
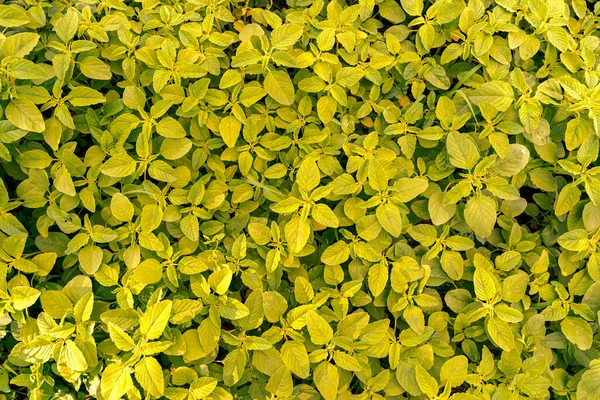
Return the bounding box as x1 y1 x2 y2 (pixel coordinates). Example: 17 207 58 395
0 0 600 399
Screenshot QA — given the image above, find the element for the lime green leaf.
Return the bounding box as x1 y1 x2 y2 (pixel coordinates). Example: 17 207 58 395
281 340 310 379
464 195 496 238
2 32 39 57
368 261 388 297
317 95 338 124
447 131 480 170
135 357 164 397
111 193 134 222
415 365 438 397
314 362 339 400
101 363 133 400
285 217 311 253
140 300 172 340
558 229 589 252
440 355 468 387
16 150 53 169
376 203 403 237
264 70 295 105
80 56 112 80
219 116 241 147
486 317 514 351
11 286 40 311
156 117 186 138
108 322 136 352
60 340 88 372
474 265 498 302
67 87 106 106
6 98 45 133
470 81 515 112
266 366 293 397
0 5 30 27
306 311 333 345
271 24 304 50
555 183 581 216
101 153 137 177
561 317 593 350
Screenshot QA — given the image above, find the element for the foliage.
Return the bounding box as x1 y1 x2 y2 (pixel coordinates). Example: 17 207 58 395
0 0 600 399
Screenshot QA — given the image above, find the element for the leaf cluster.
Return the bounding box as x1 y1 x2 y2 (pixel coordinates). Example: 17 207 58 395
0 0 600 399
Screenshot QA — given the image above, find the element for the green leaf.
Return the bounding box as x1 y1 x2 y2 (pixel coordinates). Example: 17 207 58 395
190 377 218 398
111 193 134 222
6 59 47 80
101 363 133 400
440 250 464 280
440 355 468 387
2 32 39 57
223 348 246 386
321 241 350 265
139 300 172 340
415 365 438 397
577 361 600 400
312 204 339 228
219 116 241 147
0 5 30 27
101 153 137 177
67 87 106 106
108 322 136 351
78 244 103 275
333 351 362 371
264 70 295 105
135 357 164 397
317 95 337 124
447 131 480 170
40 290 72 318
464 195 496 238
16 150 53 169
561 316 593 350
492 144 530 176
555 183 581 216
271 24 304 50
368 159 389 191
486 317 514 351
306 310 333 345
401 0 424 16
141 204 163 233
546 27 569 53
219 297 249 320
314 362 339 400
60 340 88 372
266 366 293 397
156 117 186 138
80 56 112 80
368 261 388 297
6 98 45 133
3 232 27 258
281 340 310 379
474 266 498 302
558 229 589 252
376 203 403 237
285 217 311 253
11 286 40 311
55 8 78 43
403 304 425 334
418 23 435 51
470 81 515 112
336 67 364 88
296 158 320 192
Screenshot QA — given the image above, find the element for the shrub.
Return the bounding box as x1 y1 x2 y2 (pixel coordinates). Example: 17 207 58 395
0 0 599 399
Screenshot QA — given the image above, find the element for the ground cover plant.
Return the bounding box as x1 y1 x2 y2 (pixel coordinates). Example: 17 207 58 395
0 0 600 399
